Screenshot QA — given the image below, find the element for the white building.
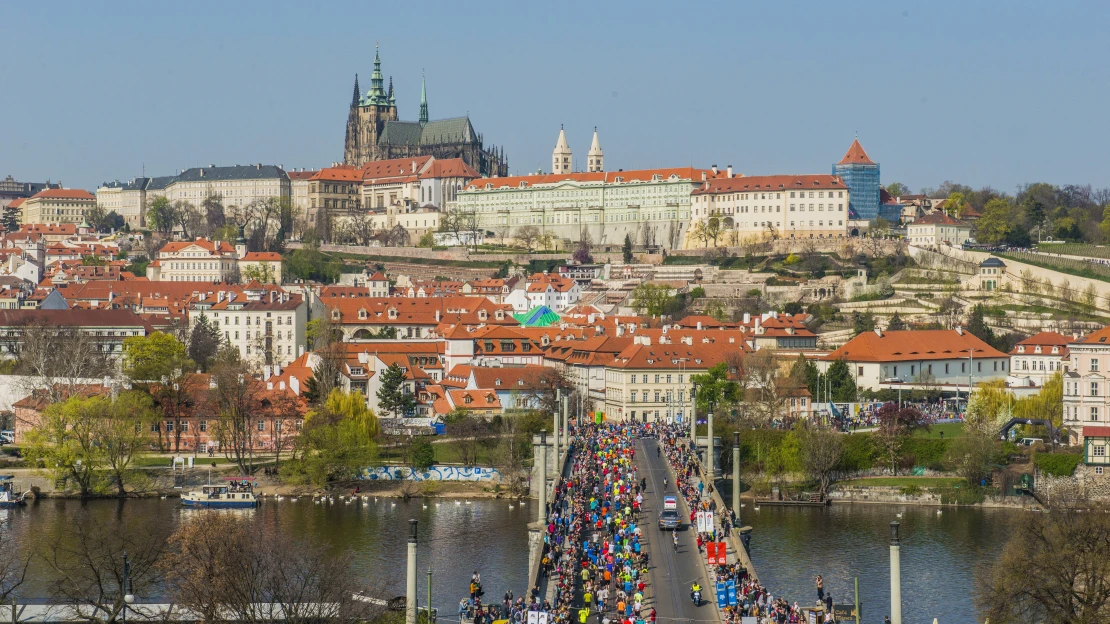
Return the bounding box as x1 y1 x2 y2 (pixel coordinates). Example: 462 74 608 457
1009 331 1071 389
690 174 850 242
1063 327 1110 449
147 236 282 283
820 327 1010 392
165 164 290 210
189 287 306 368
525 272 580 312
907 211 971 247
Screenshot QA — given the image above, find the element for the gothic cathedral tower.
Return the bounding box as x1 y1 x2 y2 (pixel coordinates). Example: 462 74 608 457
552 126 571 174
587 127 604 172
344 46 398 166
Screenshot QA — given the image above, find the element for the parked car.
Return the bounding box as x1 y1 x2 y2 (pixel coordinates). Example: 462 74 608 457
0 431 13 445
1018 437 1045 447
659 509 680 530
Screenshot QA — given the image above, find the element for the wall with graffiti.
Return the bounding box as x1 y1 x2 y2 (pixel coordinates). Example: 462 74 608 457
361 465 502 482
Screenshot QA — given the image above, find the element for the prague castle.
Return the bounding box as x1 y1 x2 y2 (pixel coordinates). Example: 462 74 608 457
342 47 508 177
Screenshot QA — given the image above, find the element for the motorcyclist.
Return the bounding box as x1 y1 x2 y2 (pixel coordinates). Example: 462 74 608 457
691 582 702 605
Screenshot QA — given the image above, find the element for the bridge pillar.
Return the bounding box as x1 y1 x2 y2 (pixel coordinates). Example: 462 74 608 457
890 521 902 624
406 520 417 624
536 430 547 524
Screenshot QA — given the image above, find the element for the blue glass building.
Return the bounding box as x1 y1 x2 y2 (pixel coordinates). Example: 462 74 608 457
832 139 880 220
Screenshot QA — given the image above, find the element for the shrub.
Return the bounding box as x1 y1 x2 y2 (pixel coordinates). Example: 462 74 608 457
900 485 923 497
838 433 877 472
783 253 802 266
1034 452 1083 477
901 438 949 470
938 484 985 506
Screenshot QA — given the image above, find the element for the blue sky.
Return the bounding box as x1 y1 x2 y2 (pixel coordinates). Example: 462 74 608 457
3 1 1109 194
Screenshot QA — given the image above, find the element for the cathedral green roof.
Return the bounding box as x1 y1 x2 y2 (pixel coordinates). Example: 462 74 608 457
378 117 476 148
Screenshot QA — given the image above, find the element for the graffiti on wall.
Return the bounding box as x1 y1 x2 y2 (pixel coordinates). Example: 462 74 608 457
361 465 502 482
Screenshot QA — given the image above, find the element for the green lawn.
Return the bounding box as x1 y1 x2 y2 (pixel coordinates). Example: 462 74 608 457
131 455 236 467
915 422 965 439
840 477 965 488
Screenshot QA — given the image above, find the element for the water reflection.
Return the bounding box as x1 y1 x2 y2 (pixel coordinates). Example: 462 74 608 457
8 498 529 612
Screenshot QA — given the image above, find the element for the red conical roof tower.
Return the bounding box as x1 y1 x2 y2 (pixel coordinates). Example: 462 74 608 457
838 138 875 165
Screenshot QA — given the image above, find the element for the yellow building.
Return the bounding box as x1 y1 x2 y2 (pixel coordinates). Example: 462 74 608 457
19 189 96 226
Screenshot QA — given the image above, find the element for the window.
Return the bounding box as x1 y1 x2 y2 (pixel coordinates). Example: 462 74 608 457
199 421 207 432
1092 382 1100 397
257 420 265 431
1092 406 1100 421
1092 358 1100 373
1094 445 1107 457
1098 466 1105 475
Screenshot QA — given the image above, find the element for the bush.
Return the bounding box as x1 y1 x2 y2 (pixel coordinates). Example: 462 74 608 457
900 485 923 497
1034 452 1083 477
838 433 877 472
783 253 802 266
938 484 985 505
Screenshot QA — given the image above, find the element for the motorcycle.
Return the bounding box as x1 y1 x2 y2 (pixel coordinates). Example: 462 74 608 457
691 589 701 606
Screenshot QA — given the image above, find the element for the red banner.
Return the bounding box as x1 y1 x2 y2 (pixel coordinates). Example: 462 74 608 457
706 541 718 565
717 542 727 564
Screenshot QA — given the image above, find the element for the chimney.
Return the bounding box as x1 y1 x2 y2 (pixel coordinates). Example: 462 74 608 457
436 309 441 322
199 169 205 177
257 163 262 170
727 165 734 178
875 327 883 338
955 326 964 336
711 164 718 175
743 312 751 324
274 364 281 377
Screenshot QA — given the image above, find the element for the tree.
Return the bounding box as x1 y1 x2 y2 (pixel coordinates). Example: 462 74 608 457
572 233 593 264
163 513 379 624
874 402 929 474
705 216 723 247
825 359 858 402
790 352 820 397
516 225 540 252
886 312 906 331
122 332 193 382
376 363 415 419
798 426 843 496
81 254 107 266
146 196 177 235
7 321 114 404
967 303 995 347
417 230 434 247
689 221 709 248
691 362 741 415
444 411 491 466
852 311 876 336
305 314 344 403
286 390 377 486
978 509 1110 623
410 438 435 472
241 262 278 284
83 203 108 232
631 283 671 317
945 191 966 217
41 511 169 623
944 430 998 486
207 360 264 475
622 233 634 263
884 182 910 198
737 350 786 426
966 379 1011 435
975 198 1015 244
187 315 222 371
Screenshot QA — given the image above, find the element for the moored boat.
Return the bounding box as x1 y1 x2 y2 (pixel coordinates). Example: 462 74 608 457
0 476 26 508
181 477 259 508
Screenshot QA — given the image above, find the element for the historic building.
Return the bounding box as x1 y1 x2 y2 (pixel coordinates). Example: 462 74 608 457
342 47 507 177
19 189 97 226
832 138 881 221
690 174 850 242
0 175 61 210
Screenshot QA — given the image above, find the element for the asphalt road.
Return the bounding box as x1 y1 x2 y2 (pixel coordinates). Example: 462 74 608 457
636 437 716 624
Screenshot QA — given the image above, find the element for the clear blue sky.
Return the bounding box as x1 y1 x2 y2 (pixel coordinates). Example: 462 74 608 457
3 1 1108 195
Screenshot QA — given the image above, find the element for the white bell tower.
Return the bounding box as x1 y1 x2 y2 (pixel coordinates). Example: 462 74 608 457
552 125 571 174
587 127 604 172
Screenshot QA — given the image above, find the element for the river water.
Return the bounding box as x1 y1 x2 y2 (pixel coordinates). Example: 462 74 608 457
743 502 1017 624
2 498 1011 622
4 498 530 614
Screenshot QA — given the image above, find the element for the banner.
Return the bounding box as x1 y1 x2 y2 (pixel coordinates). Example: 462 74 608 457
695 511 706 533
537 612 549 624
705 541 718 565
726 580 737 606
717 541 727 564
527 612 539 624
716 582 727 606
696 511 714 532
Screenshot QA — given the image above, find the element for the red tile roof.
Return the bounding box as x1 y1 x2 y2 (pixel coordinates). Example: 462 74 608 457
360 156 433 180
837 139 875 165
310 166 363 182
29 189 96 201
7 198 24 209
419 158 480 180
158 239 236 254
823 329 1006 363
693 174 845 195
1077 326 1110 345
242 251 282 261
913 212 967 226
466 167 725 191
287 170 318 180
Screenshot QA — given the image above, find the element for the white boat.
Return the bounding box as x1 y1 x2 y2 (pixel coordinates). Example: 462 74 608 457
0 476 26 508
181 478 259 509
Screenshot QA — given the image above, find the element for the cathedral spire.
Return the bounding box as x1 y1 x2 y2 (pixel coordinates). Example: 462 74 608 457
351 74 360 107
367 43 386 104
552 125 571 175
388 76 395 105
419 70 429 126
587 126 604 172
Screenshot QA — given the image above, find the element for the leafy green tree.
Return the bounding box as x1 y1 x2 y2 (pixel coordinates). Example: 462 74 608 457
790 353 820 397
852 311 876 336
622 234 633 263
146 196 177 235
241 263 278 284
826 359 858 402
284 248 343 283
288 390 379 486
884 182 910 198
967 303 995 346
410 439 435 472
975 198 1015 244
103 211 125 231
187 315 222 371
691 362 741 414
81 254 106 267
122 332 194 382
944 430 998 486
631 283 671 317
886 312 906 331
945 191 966 217
376 363 415 419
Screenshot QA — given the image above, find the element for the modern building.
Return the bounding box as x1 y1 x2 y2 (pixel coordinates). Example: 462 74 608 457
832 139 880 221
453 166 727 250
1009 331 1071 389
820 327 1009 392
19 189 97 225
342 48 507 177
907 211 971 247
690 174 849 241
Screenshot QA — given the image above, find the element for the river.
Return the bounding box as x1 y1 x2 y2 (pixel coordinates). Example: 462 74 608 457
3 497 530 614
743 502 1018 623
2 498 1012 622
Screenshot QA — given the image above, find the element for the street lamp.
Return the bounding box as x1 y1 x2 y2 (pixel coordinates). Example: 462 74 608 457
122 551 134 623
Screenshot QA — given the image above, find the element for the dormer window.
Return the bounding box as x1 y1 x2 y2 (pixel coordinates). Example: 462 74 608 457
388 308 398 319
331 309 340 321
358 309 368 320
463 394 473 404
494 378 501 386
478 310 488 321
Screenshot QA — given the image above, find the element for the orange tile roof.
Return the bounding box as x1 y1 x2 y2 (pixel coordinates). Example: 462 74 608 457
361 156 433 180
7 198 25 209
1076 326 1110 345
287 170 318 180
693 174 845 194
913 212 967 226
242 251 282 261
824 329 1006 363
158 238 236 254
419 158 480 180
466 167 725 191
29 189 95 201
608 340 742 371
837 139 875 165
309 166 363 182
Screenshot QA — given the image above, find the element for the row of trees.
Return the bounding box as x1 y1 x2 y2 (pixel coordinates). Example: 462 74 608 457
146 194 299 254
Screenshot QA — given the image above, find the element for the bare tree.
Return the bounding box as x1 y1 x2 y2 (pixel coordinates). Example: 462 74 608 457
8 321 114 404
163 513 382 624
516 225 540 251
41 511 169 623
206 361 263 475
798 425 843 497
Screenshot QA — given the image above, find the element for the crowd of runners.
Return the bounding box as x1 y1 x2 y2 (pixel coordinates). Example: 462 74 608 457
459 421 840 624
